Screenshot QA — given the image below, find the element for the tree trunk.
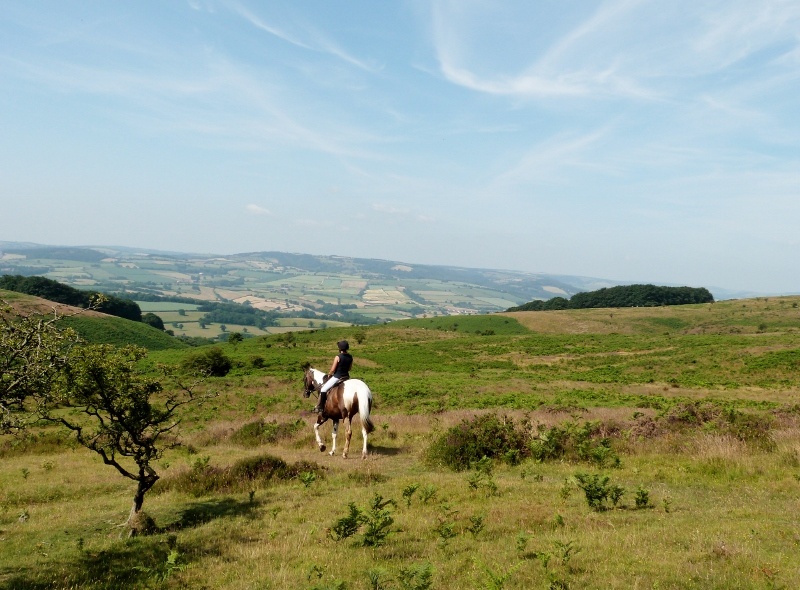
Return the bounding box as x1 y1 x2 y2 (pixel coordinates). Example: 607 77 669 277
125 474 159 537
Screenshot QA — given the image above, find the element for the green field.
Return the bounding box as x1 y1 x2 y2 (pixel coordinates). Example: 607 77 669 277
2 296 799 588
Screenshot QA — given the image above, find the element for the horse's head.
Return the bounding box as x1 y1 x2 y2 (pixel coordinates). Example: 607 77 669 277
302 367 318 398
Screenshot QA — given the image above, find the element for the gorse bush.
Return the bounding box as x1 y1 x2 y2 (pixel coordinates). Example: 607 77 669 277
659 402 776 450
530 420 621 467
424 413 529 471
425 413 625 471
0 429 77 457
180 346 233 377
722 408 776 451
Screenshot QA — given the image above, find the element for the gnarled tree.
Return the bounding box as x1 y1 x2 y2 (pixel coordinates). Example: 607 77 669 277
0 300 80 433
46 344 211 535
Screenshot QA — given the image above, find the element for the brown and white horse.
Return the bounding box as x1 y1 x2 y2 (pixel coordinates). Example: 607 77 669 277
302 366 375 459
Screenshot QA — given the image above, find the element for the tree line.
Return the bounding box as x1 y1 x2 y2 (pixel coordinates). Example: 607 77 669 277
507 284 714 312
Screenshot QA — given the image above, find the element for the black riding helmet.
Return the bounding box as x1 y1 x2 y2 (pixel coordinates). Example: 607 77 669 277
337 340 350 351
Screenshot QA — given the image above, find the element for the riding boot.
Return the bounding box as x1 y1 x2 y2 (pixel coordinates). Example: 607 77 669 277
314 392 327 413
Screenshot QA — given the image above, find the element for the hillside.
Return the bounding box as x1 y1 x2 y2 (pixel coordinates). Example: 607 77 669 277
503 295 800 336
0 289 187 351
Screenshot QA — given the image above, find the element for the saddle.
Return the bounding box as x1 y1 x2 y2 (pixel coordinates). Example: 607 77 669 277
322 375 350 416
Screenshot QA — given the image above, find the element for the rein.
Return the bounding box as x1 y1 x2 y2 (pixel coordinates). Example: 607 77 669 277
303 370 325 397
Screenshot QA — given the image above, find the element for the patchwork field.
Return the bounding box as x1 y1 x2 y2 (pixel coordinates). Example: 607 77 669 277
0 246 638 322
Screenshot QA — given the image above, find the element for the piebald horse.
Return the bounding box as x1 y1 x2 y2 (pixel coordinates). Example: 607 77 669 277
302 366 375 459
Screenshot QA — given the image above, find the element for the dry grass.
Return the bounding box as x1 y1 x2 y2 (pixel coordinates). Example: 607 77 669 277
4 295 800 588
2 410 800 589
502 295 800 335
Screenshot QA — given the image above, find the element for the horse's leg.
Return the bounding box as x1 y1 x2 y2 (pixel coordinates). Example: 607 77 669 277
313 418 326 453
342 418 352 459
329 420 339 456
360 420 369 459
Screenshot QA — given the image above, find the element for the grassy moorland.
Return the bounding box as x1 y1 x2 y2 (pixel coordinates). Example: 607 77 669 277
1 297 799 589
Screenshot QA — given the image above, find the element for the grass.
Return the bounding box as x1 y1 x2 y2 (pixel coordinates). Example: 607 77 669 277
2 296 800 588
2 411 799 589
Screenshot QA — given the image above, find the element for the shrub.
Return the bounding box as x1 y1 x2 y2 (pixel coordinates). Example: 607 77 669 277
658 402 776 450
722 409 776 451
156 454 325 495
0 429 77 457
530 421 621 467
424 413 529 471
572 472 625 511
329 494 397 547
180 346 233 377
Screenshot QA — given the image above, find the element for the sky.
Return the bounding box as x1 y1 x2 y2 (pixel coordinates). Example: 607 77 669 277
1 1 799 294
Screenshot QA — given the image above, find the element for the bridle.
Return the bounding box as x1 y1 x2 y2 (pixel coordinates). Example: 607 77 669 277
303 369 320 398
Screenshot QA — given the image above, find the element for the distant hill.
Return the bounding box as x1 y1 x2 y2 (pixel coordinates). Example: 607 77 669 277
0 242 768 324
0 243 619 322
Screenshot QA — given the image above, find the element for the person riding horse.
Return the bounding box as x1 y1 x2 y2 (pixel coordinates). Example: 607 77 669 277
313 340 353 414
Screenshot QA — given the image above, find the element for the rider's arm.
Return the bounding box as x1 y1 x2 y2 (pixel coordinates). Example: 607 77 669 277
328 356 339 376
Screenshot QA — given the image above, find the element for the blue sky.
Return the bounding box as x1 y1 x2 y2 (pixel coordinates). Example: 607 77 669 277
1 1 799 294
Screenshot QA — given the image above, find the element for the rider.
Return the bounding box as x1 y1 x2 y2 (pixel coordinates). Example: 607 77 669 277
313 340 353 413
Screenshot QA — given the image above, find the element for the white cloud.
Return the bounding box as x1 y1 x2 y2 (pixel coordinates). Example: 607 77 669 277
246 204 271 215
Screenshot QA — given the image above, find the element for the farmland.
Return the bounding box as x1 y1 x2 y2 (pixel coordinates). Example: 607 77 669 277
0 244 637 325
1 294 799 588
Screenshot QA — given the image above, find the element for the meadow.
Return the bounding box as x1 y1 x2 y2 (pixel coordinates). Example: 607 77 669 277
1 297 799 589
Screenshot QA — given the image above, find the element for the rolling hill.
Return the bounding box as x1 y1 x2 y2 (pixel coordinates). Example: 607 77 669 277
0 242 642 323
0 289 187 351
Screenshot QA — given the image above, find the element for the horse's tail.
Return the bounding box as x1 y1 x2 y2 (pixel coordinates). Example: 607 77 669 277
360 387 375 434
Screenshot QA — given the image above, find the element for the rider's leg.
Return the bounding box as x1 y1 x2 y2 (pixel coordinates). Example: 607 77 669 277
314 377 339 412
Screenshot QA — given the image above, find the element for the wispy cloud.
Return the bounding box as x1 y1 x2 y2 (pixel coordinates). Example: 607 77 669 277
431 0 651 99
246 204 271 215
229 2 381 72
489 127 612 192
229 2 312 50
2 49 383 162
430 0 800 102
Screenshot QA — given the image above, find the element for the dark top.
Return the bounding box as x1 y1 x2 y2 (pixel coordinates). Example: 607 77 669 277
333 352 353 379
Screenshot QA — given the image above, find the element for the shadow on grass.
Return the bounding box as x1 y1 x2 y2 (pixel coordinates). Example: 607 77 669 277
0 538 172 590
369 444 403 456
165 496 260 531
0 498 257 590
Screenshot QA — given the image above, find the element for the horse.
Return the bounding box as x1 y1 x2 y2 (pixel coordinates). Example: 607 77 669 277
302 365 374 459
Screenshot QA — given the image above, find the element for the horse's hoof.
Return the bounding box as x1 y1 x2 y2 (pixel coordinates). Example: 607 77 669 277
328 450 335 457
319 445 326 452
